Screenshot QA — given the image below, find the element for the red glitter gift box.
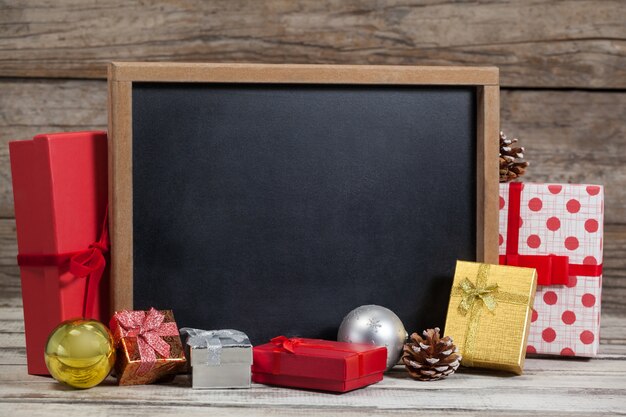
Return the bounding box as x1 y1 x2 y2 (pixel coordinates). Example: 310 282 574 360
252 336 387 393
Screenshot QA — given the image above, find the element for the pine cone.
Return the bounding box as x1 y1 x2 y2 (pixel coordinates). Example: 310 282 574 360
500 131 529 182
402 328 461 381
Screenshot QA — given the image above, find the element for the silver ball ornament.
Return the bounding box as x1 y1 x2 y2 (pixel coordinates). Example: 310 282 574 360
337 305 408 371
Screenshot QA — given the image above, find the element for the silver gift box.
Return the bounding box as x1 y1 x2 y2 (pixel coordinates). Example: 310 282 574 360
180 328 252 389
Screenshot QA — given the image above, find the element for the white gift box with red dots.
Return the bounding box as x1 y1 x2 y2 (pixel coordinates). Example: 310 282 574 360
499 183 603 357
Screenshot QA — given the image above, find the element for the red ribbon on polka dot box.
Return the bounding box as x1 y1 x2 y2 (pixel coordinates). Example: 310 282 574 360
499 182 603 357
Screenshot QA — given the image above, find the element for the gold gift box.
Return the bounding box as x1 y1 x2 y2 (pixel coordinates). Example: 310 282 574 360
444 261 537 374
110 309 187 385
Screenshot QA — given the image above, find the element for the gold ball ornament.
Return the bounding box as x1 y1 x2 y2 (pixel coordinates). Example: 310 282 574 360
44 318 116 389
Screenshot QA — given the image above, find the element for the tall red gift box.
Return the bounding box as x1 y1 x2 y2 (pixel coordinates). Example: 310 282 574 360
252 336 387 393
9 131 109 375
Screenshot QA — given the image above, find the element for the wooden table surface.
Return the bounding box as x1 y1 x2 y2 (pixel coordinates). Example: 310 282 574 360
1 276 625 416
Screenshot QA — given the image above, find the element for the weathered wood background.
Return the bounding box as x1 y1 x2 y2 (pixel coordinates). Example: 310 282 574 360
0 1 625 415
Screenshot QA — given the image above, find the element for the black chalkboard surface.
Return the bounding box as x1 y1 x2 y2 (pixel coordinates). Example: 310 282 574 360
108 63 499 345
131 83 475 342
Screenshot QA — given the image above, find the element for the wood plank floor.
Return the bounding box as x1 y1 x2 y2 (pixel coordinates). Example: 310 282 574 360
0 273 624 416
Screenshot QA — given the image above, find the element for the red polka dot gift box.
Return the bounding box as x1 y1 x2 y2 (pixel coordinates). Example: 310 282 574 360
499 182 604 357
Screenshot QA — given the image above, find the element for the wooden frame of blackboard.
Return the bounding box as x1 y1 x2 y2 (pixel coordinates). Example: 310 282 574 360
107 62 499 313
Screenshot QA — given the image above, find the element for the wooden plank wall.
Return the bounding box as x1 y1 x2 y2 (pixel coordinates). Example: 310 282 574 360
1 1 624 313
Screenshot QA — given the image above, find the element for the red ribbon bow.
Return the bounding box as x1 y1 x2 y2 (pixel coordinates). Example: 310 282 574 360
271 336 304 353
17 207 109 318
112 308 180 375
270 336 374 355
269 336 368 376
501 182 602 285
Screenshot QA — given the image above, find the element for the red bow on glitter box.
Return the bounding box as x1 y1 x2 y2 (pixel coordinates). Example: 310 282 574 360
500 182 602 285
111 308 180 375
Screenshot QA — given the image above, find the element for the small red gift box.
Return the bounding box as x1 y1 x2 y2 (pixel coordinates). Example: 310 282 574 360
9 131 109 375
252 336 387 393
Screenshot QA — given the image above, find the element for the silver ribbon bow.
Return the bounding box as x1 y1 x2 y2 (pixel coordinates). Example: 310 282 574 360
180 328 250 366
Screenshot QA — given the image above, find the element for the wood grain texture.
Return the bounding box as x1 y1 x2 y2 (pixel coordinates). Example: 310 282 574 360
107 80 133 314
0 223 17 266
5 404 613 417
0 267 20 308
501 89 626 225
3 274 626 416
477 85 500 264
109 62 499 84
1 1 624 88
0 357 625 415
0 79 107 218
2 80 625 223
0 253 625 415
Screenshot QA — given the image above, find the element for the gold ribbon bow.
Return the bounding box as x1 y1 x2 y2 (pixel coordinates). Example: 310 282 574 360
458 275 498 316
452 264 530 367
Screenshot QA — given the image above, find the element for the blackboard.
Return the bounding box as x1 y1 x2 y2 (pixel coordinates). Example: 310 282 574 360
108 63 499 344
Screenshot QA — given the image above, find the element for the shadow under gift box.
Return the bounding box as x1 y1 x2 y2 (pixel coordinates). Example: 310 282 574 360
9 131 109 375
